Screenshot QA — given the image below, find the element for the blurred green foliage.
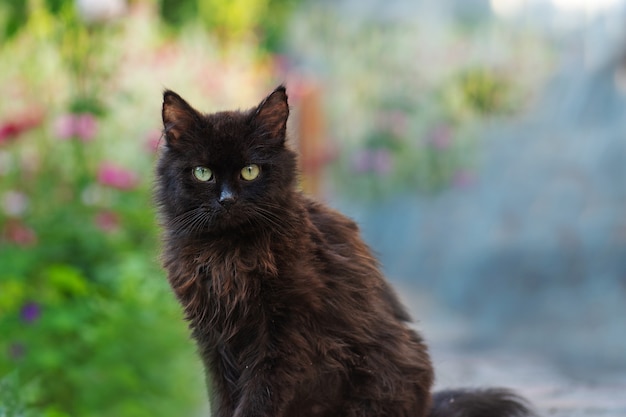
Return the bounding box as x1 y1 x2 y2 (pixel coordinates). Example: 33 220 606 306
0 373 26 417
0 2 214 416
0 1 27 39
2 0 300 52
0 114 204 416
160 0 300 51
0 0 67 40
452 68 513 116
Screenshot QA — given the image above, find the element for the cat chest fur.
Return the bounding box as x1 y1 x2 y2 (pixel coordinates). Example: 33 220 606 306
164 237 280 333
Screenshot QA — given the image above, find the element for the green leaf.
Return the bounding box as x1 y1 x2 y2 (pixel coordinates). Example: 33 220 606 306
0 279 25 314
44 265 89 298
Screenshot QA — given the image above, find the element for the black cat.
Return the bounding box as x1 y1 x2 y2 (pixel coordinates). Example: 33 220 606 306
155 85 535 417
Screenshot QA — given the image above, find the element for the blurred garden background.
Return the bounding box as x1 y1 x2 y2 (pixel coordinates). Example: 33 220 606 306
1 0 626 415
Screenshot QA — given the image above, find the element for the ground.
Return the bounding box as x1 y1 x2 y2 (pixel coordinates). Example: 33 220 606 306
404 285 626 417
432 349 626 416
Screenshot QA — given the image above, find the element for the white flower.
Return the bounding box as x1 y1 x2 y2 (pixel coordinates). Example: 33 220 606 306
81 184 107 206
2 191 29 217
75 0 127 23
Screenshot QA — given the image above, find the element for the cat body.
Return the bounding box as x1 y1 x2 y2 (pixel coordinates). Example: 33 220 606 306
156 86 533 417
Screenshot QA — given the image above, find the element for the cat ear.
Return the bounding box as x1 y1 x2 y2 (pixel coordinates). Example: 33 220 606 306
252 85 289 144
162 90 198 144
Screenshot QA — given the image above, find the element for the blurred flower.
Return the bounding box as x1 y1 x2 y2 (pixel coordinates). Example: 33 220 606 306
95 210 120 233
351 151 371 174
97 162 139 190
20 302 41 323
272 54 291 76
76 0 127 23
54 113 98 141
3 220 38 247
372 150 393 174
452 169 476 189
2 190 29 217
351 149 394 175
81 184 106 206
0 110 44 145
0 123 21 142
8 343 26 360
144 129 163 153
427 124 453 151
379 111 409 138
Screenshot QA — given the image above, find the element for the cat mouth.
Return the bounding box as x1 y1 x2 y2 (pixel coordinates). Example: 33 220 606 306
175 203 261 235
212 207 249 231
171 205 245 236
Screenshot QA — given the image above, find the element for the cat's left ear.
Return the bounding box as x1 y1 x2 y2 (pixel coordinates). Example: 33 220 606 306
252 85 289 145
162 90 199 144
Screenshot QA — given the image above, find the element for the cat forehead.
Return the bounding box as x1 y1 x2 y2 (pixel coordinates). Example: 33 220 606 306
192 111 252 147
188 111 255 162
203 110 252 132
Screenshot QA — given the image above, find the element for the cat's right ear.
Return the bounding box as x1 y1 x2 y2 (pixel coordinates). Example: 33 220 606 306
162 90 197 144
252 85 289 145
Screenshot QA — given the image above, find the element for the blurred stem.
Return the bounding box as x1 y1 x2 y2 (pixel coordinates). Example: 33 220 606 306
72 137 90 190
61 11 91 102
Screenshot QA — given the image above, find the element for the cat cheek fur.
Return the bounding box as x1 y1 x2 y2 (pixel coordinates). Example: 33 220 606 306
155 86 536 417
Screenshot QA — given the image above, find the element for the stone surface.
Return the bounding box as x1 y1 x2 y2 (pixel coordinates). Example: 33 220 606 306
431 348 626 417
399 287 626 417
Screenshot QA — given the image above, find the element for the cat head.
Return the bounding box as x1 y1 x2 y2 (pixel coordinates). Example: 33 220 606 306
155 86 298 236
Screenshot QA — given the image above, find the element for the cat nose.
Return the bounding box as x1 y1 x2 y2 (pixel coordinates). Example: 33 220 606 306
219 187 236 208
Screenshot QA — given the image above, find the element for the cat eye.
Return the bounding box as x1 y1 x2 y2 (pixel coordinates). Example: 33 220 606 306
192 166 213 182
240 164 260 181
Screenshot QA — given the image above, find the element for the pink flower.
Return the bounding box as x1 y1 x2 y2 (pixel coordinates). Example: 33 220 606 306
0 110 44 145
379 111 409 138
75 113 98 140
372 150 393 174
351 150 371 174
452 169 476 189
3 220 37 247
0 123 21 142
54 115 74 139
95 210 120 233
97 162 139 190
351 149 394 175
144 129 163 153
54 113 98 141
428 124 453 151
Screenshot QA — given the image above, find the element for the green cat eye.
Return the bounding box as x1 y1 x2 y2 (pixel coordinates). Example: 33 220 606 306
192 166 213 182
241 164 260 181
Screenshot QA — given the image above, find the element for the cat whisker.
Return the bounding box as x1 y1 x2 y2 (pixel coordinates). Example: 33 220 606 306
252 206 294 236
190 211 215 235
248 209 282 231
170 207 212 235
170 207 202 225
